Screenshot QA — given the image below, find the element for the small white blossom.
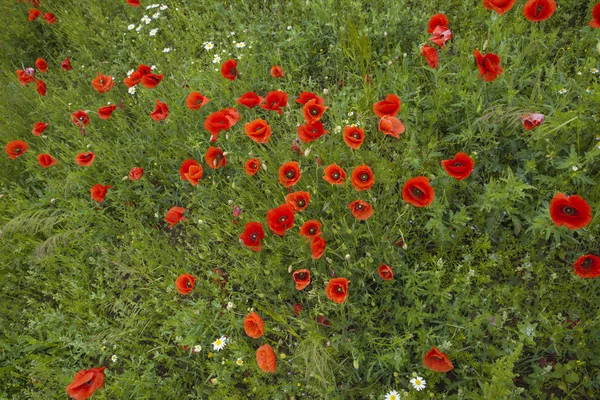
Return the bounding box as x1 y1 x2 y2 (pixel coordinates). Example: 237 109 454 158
410 376 426 391
591 68 598 74
135 25 142 32
151 65 156 70
384 390 400 400
149 28 159 36
193 345 202 353
111 355 118 362
160 4 168 10
287 25 292 30
227 302 234 310
127 69 135 77
558 88 568 95
230 31 235 36
128 86 136 95
128 24 135 30
213 336 227 351
162 47 171 53
152 12 161 19
236 42 246 48
212 55 222 64
236 358 244 366
204 41 214 50
572 165 578 171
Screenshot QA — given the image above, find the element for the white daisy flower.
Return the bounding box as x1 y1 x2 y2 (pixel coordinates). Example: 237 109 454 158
151 65 157 70
152 12 161 19
287 25 292 30
111 355 118 362
384 390 400 400
236 358 244 366
128 86 136 95
236 42 246 48
591 68 598 74
410 376 426 391
230 31 235 36
162 47 171 53
149 28 159 36
558 88 567 95
160 5 168 10
135 25 142 32
213 336 227 351
213 55 222 64
128 24 135 30
127 69 135 77
226 302 234 310
204 41 214 50
193 345 202 353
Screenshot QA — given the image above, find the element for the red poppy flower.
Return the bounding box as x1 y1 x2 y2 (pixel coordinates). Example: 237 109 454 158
572 254 600 279
423 346 454 372
150 100 168 121
65 366 105 400
342 126 365 149
310 234 326 259
402 176 435 207
136 64 152 76
129 167 143 180
91 73 114 93
16 69 35 86
75 152 95 167
317 315 332 326
441 152 474 181
260 90 288 115
179 159 199 180
285 191 310 212
175 274 195 295
427 13 449 33
373 94 401 118
244 312 265 338
483 0 518 15
32 122 49 136
348 200 374 220
302 99 328 124
5 140 28 160
127 0 141 6
72 110 90 127
297 121 329 143
244 118 272 143
185 164 203 186
299 220 322 242
295 91 324 106
43 12 56 24
38 153 57 168
430 25 453 48
185 92 210 110
165 206 187 228
141 73 163 89
293 269 311 290
266 204 295 236
590 2 600 28
90 184 112 202
474 49 503 82
378 264 393 280
245 158 260 176
523 0 556 22
204 109 240 142
256 344 276 373
35 79 46 96
293 303 303 316
549 193 592 230
351 164 375 191
98 105 117 120
35 58 48 73
270 65 284 78
124 71 142 87
279 161 301 187
237 91 264 108
521 113 545 130
421 44 439 68
28 9 41 21
323 164 346 185
240 221 265 252
205 146 226 169
61 57 73 71
325 277 349 304
221 59 238 80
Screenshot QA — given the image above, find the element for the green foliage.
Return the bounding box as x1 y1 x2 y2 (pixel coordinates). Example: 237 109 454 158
1 0 600 399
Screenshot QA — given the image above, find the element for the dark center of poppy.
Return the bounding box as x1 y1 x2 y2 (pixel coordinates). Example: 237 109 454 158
270 102 278 107
185 280 192 288
582 258 592 268
83 154 90 160
536 5 543 16
79 116 85 121
563 206 575 215
255 125 262 132
360 172 369 182
297 199 306 207
310 107 319 116
14 147 22 153
352 132 360 139
250 232 257 241
311 128 319 133
230 68 237 76
308 227 316 234
355 203 364 210
286 170 295 179
250 162 257 169
413 187 423 197
297 272 307 280
196 98 203 104
279 215 287 223
216 153 223 161
332 172 340 180
85 379 93 386
454 162 462 167
100 79 105 84
336 286 344 293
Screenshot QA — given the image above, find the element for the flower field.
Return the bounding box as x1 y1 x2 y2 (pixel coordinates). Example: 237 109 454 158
2 0 600 398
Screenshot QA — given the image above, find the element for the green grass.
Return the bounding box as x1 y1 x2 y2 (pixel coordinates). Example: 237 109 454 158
1 0 600 398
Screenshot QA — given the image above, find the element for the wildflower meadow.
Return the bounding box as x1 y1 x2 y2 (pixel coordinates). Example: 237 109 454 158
2 0 600 398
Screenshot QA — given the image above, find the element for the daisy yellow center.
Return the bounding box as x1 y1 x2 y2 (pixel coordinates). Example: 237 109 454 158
215 339 222 346
415 379 421 385
390 395 397 400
